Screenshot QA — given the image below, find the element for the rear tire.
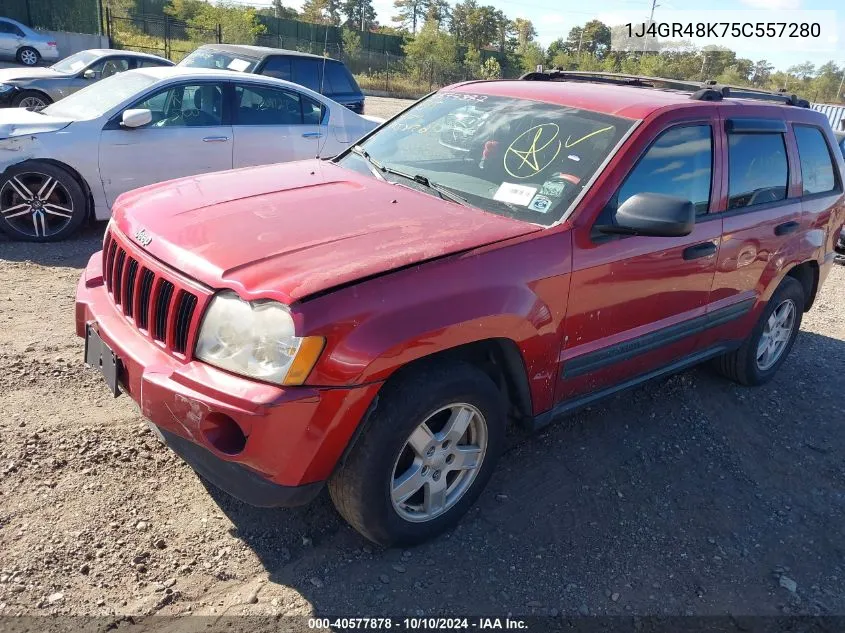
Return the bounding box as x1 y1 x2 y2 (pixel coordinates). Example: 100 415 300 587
16 47 40 66
329 363 506 546
713 276 804 386
0 162 88 242
11 90 51 111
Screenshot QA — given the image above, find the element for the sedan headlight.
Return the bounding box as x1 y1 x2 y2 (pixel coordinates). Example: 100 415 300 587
0 84 15 94
195 291 324 385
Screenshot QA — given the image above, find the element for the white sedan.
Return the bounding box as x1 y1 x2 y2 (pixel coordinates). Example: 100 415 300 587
0 66 381 241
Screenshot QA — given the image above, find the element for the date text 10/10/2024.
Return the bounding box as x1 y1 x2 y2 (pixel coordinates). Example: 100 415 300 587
308 618 529 630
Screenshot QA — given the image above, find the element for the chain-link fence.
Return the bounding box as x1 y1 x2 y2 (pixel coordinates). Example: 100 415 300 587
106 11 501 96
108 11 220 61
0 0 101 34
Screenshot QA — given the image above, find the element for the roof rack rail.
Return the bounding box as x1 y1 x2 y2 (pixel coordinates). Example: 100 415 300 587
519 70 702 92
520 70 810 108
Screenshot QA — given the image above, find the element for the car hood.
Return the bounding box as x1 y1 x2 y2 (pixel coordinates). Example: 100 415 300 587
113 160 540 303
0 67 65 82
0 108 73 138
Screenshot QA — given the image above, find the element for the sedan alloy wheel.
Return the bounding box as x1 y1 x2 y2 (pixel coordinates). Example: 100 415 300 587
0 172 75 239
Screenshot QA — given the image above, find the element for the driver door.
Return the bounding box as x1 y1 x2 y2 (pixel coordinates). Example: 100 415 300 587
98 81 232 207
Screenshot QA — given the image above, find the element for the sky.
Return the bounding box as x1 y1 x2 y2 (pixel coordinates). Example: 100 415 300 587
248 0 845 71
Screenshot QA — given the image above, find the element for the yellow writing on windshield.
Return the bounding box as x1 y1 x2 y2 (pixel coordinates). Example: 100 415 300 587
504 123 562 179
563 125 614 148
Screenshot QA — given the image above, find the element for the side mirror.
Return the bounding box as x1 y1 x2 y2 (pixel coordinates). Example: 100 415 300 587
598 192 695 238
83 69 96 80
120 108 152 129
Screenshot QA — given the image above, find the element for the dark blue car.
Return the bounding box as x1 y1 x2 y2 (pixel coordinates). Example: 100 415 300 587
179 44 365 114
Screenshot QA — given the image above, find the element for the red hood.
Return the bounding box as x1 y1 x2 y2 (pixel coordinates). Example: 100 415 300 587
113 160 540 302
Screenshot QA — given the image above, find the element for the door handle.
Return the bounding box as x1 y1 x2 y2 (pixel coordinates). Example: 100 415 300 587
202 136 229 142
682 242 717 260
301 132 323 139
774 221 800 236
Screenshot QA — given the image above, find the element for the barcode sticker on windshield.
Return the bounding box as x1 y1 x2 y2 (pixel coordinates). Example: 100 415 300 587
493 182 537 206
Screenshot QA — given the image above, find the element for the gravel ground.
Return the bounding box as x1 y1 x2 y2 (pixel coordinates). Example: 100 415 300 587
1 96 844 623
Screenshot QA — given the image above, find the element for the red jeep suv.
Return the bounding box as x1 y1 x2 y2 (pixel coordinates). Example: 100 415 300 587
76 74 845 545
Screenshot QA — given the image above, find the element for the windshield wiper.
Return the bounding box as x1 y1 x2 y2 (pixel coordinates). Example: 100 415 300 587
350 145 386 180
349 145 471 207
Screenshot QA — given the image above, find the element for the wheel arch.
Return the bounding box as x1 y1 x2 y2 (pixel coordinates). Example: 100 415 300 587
383 338 534 424
13 88 52 106
785 259 819 311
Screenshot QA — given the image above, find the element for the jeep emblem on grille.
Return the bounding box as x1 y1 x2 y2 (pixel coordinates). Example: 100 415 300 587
135 228 152 247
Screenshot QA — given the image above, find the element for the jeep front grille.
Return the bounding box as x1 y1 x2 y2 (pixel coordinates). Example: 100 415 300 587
102 229 208 359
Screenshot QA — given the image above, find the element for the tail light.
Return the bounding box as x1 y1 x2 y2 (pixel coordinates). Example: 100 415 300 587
47 41 57 47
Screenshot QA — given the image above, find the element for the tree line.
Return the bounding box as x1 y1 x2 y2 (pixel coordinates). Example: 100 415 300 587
105 0 845 103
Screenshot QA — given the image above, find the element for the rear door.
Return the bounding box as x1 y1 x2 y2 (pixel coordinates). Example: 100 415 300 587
257 55 292 81
231 82 324 168
98 80 232 207
291 57 324 93
559 115 723 404
697 110 805 351
0 20 22 56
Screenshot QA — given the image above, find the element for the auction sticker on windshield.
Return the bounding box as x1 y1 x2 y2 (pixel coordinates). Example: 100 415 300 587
227 58 251 72
493 182 537 206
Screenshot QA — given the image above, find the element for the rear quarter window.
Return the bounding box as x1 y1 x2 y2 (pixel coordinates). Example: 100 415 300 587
793 125 837 195
325 62 357 94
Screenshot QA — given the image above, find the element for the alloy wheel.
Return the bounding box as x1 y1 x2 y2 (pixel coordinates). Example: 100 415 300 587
0 172 74 239
756 299 796 371
19 49 38 66
390 403 488 523
18 96 47 111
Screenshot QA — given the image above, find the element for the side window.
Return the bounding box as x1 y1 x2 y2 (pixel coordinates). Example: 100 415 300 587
89 57 130 79
794 125 837 195
261 56 292 81
613 125 713 218
727 133 788 209
302 95 325 125
291 58 322 92
234 84 304 125
137 59 170 68
134 83 224 127
325 62 355 94
0 21 19 35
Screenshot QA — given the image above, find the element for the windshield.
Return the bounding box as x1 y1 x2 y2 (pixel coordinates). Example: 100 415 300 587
42 71 158 120
337 92 634 226
179 48 258 73
50 50 100 74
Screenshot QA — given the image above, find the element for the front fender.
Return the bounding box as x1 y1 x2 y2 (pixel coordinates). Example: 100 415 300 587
299 231 572 414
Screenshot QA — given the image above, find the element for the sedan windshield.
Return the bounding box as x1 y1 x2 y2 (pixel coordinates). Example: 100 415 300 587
337 92 634 226
51 50 100 74
42 72 158 120
179 48 258 73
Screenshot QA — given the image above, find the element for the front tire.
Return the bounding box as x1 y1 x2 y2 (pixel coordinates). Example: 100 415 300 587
0 162 88 242
329 363 506 546
12 90 51 111
714 276 804 386
16 47 40 66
